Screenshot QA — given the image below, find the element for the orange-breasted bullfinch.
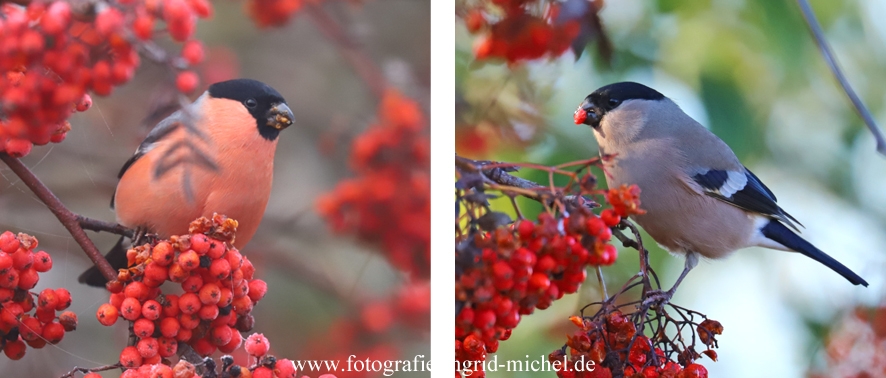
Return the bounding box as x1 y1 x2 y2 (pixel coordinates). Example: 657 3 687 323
79 79 294 286
573 82 868 298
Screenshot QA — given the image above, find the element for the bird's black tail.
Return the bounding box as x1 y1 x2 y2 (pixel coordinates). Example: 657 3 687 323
78 236 128 287
761 221 868 286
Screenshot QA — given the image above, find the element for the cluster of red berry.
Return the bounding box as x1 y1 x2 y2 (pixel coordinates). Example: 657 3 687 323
455 185 644 377
82 333 331 378
554 310 715 378
246 0 304 28
302 281 429 378
810 306 886 377
317 90 430 279
0 0 211 158
94 215 267 368
463 0 581 63
0 231 77 359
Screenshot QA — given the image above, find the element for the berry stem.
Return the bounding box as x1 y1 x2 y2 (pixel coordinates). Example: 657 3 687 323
0 153 117 283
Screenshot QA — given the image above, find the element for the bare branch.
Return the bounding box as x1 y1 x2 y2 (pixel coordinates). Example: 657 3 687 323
796 0 886 156
0 153 117 283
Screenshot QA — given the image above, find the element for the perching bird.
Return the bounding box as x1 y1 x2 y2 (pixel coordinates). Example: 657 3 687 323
573 81 868 295
79 79 294 286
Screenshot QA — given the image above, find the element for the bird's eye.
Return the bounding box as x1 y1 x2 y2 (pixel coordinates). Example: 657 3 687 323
245 99 257 108
608 98 620 107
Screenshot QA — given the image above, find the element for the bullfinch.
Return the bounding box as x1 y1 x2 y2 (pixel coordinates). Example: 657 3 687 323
79 79 294 286
573 81 868 296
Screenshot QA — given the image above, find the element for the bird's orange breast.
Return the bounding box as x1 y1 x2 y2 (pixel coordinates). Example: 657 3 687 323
114 97 277 247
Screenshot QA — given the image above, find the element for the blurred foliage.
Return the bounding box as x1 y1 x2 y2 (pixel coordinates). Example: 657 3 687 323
456 0 886 377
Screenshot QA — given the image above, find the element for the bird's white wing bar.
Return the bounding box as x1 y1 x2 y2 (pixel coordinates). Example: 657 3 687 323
692 167 802 231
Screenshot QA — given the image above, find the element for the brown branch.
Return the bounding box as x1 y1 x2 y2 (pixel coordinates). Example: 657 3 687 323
76 215 134 238
796 0 886 156
0 153 117 283
455 154 599 208
307 3 387 99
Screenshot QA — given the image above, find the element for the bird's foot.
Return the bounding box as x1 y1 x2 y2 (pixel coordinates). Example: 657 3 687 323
641 288 674 308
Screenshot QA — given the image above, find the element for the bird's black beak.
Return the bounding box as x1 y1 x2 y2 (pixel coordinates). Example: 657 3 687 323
267 103 294 130
574 98 601 129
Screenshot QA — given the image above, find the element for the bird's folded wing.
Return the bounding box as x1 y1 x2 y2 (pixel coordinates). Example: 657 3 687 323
691 167 802 231
110 111 185 209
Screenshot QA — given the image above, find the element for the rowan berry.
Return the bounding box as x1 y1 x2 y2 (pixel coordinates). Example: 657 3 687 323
4 339 26 359
134 318 155 338
245 333 269 356
97 303 119 326
120 345 143 368
176 71 199 93
137 337 159 358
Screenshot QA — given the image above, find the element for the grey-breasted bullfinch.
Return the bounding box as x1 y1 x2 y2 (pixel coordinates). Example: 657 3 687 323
79 79 294 286
573 82 867 297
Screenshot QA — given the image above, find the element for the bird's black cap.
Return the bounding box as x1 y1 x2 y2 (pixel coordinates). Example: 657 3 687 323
588 82 664 111
208 79 290 140
576 82 664 128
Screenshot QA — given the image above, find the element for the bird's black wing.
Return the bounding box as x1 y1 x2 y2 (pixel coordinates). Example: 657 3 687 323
692 167 802 230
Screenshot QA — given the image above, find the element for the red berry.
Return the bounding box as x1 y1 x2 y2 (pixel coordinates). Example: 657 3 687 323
59 311 78 331
178 293 201 315
158 336 178 357
181 40 205 65
246 279 267 303
134 318 155 338
176 71 199 93
42 321 65 344
32 251 52 272
177 250 200 271
75 94 93 112
120 297 142 321
38 288 59 310
683 364 708 378
19 316 43 341
198 303 219 320
137 337 159 358
125 281 149 301
210 325 233 346
120 345 143 368
17 268 39 289
0 232 20 253
97 303 119 326
244 333 270 356
600 209 621 227
191 336 216 356
209 258 231 280
181 274 203 293
160 317 181 338
3 339 26 360
197 282 220 305
219 329 242 353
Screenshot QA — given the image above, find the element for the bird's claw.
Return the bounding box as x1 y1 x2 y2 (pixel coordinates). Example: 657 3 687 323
642 289 673 307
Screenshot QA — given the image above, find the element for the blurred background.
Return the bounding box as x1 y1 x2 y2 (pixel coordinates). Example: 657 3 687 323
0 0 429 376
456 0 886 377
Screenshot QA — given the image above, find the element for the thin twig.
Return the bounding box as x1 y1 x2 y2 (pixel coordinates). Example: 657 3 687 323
595 265 608 301
76 215 134 238
307 4 387 99
59 364 121 378
796 0 886 156
0 153 117 283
